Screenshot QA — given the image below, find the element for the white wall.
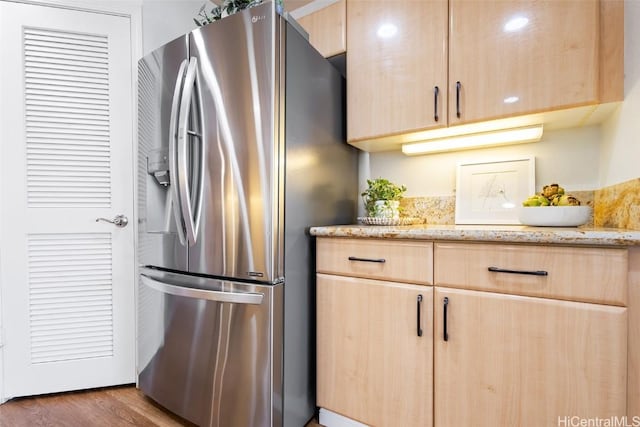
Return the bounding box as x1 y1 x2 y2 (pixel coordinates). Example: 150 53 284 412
367 126 602 197
142 0 206 56
600 0 640 187
368 1 639 196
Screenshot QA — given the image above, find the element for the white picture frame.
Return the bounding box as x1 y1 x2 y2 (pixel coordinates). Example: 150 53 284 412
455 156 535 224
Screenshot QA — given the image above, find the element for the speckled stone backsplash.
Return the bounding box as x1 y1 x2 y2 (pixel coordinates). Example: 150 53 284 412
401 190 595 226
594 178 640 230
400 196 456 225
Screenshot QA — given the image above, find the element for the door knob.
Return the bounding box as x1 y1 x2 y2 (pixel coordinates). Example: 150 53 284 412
96 214 129 228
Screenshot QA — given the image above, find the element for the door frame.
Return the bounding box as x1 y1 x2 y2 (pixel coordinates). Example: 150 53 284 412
0 0 142 404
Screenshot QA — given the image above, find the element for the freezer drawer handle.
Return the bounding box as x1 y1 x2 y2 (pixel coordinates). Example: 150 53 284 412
348 256 386 263
141 275 264 305
488 266 548 276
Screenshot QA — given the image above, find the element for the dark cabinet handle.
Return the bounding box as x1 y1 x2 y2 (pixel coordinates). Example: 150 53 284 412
455 81 461 119
488 267 548 276
434 86 439 122
348 256 386 263
443 296 449 342
417 294 423 337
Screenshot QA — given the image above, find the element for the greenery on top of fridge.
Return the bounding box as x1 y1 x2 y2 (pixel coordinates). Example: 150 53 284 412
194 0 284 26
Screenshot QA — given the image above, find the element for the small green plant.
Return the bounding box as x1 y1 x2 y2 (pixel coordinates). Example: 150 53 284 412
194 0 283 26
361 178 407 217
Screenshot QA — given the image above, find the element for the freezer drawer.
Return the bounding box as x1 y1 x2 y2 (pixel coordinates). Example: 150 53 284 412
138 268 282 427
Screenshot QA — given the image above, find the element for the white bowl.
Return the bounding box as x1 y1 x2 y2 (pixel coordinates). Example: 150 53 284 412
518 206 592 227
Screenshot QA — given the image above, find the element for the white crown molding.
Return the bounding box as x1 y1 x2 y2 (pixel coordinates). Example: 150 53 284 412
2 0 142 17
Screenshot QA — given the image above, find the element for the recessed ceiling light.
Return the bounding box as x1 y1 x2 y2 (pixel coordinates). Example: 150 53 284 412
377 23 398 39
504 96 520 104
504 16 529 32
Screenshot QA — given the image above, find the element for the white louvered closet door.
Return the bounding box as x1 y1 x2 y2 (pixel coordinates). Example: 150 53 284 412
0 2 135 398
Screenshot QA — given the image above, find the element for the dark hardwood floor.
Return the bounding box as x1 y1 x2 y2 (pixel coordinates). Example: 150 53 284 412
0 385 323 427
0 385 193 427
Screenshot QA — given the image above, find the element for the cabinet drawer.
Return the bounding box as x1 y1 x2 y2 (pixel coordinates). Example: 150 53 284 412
434 243 628 305
317 238 433 285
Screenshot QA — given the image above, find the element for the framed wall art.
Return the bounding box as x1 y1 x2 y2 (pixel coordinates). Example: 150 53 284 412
455 156 535 224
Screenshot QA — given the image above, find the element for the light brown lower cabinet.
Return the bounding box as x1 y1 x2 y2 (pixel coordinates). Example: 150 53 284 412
433 287 627 427
316 273 433 427
316 238 633 426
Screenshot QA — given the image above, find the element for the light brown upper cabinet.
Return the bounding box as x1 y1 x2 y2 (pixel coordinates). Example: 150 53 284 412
347 0 623 146
347 0 448 143
296 0 346 58
284 0 315 10
450 0 599 125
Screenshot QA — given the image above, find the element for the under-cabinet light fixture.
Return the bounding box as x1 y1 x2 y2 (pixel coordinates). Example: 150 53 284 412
401 124 544 156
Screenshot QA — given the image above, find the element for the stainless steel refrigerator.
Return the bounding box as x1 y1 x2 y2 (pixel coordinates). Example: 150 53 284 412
136 2 357 427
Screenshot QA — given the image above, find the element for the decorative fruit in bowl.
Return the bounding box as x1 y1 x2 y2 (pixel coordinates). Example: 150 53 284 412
518 206 591 227
519 183 591 226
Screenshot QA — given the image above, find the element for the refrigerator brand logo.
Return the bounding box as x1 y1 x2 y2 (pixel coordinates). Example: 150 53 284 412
248 271 264 277
251 15 266 24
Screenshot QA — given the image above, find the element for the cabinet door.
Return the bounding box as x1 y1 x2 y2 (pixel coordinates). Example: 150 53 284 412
449 0 599 125
317 274 433 427
296 0 346 58
434 287 627 427
347 0 448 142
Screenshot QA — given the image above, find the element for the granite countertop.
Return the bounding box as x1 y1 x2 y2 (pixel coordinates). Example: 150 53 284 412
309 224 640 246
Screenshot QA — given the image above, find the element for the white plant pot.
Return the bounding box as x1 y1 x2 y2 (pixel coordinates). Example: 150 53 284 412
373 200 400 219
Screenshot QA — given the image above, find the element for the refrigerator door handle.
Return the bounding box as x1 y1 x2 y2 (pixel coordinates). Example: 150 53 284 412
192 59 205 246
176 57 199 246
141 274 265 305
169 59 189 246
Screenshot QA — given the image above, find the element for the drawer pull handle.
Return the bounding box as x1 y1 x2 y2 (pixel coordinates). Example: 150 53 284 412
348 256 386 263
488 267 548 276
434 86 440 122
455 81 462 119
443 296 449 342
417 294 423 337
